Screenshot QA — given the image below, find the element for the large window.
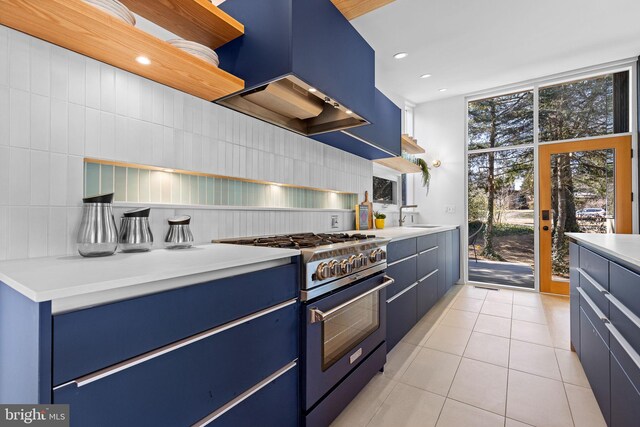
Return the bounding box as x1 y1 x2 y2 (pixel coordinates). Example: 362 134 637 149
466 69 631 290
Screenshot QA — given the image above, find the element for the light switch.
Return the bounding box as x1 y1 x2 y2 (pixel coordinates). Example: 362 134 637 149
331 215 339 229
445 205 456 214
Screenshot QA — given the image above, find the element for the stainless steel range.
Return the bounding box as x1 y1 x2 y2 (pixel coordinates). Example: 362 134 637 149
217 233 394 427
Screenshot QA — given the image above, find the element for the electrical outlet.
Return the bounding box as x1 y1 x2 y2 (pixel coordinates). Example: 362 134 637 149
445 205 456 214
331 215 339 229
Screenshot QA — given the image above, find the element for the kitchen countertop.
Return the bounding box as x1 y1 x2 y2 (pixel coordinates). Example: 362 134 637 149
567 233 640 269
348 225 460 242
0 244 300 311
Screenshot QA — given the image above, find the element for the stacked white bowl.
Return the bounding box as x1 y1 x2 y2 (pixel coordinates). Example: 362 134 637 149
167 39 220 67
84 0 136 25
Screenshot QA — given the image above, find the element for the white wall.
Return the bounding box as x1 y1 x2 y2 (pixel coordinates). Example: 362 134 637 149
0 26 373 261
411 96 466 227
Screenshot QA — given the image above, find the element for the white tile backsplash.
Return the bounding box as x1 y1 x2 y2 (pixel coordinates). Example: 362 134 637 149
0 25 373 260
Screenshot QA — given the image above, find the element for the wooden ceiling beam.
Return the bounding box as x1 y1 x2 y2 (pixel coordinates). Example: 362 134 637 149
331 0 396 20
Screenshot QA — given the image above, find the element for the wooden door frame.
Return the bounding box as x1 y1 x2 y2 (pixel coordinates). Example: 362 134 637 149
538 135 633 294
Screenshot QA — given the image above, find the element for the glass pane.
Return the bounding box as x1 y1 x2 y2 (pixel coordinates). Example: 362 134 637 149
539 72 629 142
550 149 615 281
468 91 534 150
322 292 379 371
468 148 535 288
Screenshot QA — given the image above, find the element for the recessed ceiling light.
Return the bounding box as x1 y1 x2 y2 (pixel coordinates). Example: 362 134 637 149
345 110 353 115
393 52 408 59
308 87 317 93
136 56 151 65
439 88 448 92
420 74 432 79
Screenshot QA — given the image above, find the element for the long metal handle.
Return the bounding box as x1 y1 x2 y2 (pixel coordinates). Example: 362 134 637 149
605 292 640 330
605 322 640 371
419 246 438 255
386 282 418 303
577 268 608 294
54 299 297 390
309 275 395 324
577 287 609 323
192 361 297 426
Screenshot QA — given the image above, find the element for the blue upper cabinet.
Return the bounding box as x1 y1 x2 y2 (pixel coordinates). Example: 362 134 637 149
216 0 375 137
313 88 401 159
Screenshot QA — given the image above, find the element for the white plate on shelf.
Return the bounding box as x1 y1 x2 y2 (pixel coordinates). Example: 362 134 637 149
167 39 220 67
84 0 136 26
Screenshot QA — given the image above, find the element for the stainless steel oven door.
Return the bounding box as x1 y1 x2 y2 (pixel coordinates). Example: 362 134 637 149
303 272 394 410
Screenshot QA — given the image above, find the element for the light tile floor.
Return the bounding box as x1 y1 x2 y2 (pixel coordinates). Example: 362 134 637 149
331 285 606 427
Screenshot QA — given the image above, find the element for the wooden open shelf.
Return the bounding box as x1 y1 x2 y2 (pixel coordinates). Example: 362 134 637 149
401 134 425 154
0 0 244 101
374 157 422 174
120 0 243 50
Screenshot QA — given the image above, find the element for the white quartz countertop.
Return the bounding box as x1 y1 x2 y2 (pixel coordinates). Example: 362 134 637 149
347 225 459 242
0 244 300 304
566 233 640 268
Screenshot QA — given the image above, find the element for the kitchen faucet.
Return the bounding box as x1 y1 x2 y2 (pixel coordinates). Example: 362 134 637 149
399 205 418 226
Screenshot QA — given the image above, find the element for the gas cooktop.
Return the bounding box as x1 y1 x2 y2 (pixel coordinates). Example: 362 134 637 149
216 232 377 249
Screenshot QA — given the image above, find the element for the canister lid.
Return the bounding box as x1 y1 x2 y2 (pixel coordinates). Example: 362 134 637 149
82 193 114 204
124 207 151 218
168 215 191 225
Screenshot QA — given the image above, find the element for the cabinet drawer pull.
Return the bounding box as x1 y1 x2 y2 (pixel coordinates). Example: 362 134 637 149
192 360 297 427
418 269 438 282
388 254 417 266
309 275 395 323
577 287 608 323
386 281 418 303
577 268 608 294
605 323 640 372
54 299 297 390
419 246 438 255
605 293 640 330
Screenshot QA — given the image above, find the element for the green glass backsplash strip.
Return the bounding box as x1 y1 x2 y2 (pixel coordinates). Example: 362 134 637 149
83 161 358 210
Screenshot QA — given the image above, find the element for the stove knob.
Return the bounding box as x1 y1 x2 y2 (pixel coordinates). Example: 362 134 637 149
369 249 380 263
328 260 340 275
341 259 353 274
316 262 331 280
352 254 363 269
378 249 387 261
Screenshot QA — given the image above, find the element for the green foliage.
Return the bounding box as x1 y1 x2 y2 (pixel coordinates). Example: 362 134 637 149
374 211 386 219
412 157 431 189
467 189 487 221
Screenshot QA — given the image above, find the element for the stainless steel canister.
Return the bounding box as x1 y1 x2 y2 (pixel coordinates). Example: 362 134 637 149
77 193 118 257
118 207 153 252
164 215 194 249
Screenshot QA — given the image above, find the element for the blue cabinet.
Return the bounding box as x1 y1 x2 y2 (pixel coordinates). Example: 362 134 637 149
569 239 640 427
313 89 401 159
386 283 417 351
385 229 460 353
54 302 298 426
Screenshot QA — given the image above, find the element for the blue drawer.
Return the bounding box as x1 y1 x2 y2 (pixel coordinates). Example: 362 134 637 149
387 238 417 263
610 327 640 427
417 234 438 252
53 263 298 386
417 270 438 319
386 284 417 352
211 363 299 427
579 246 609 290
417 246 438 280
609 263 640 352
579 307 610 425
578 266 609 317
386 255 417 298
54 301 298 427
569 243 580 355
579 285 609 346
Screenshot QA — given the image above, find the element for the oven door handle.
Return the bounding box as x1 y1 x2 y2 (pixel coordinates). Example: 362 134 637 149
309 275 395 324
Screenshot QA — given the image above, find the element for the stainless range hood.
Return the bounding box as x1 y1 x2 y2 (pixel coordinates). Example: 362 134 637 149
216 0 375 136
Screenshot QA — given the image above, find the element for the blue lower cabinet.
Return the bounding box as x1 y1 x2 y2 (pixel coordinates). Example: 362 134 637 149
610 337 640 427
212 363 299 427
451 228 460 284
417 271 438 318
386 255 417 298
437 233 447 298
569 243 580 355
387 238 417 263
386 284 418 352
579 307 610 425
54 302 298 427
417 248 437 280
